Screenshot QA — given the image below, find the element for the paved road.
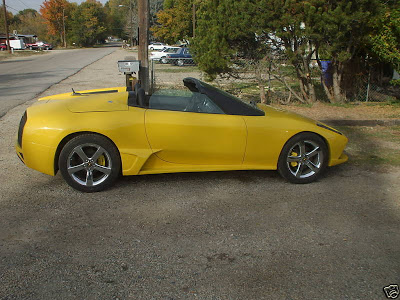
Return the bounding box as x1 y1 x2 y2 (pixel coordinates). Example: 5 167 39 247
0 47 117 118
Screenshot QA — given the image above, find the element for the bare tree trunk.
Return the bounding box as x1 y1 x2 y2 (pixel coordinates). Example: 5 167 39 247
332 63 345 103
321 80 335 103
255 68 267 104
299 78 309 103
308 81 316 102
273 75 306 103
259 83 267 104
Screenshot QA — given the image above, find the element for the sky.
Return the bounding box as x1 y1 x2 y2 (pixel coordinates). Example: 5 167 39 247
7 0 108 14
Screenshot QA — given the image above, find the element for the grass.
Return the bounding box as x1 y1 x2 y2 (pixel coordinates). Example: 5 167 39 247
365 101 400 107
0 50 48 61
337 125 400 167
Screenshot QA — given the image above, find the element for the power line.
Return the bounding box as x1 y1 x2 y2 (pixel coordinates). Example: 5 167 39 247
15 0 31 10
5 4 19 12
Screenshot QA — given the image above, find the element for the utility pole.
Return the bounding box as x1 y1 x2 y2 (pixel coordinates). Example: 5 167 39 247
62 8 67 48
138 0 149 93
2 0 11 54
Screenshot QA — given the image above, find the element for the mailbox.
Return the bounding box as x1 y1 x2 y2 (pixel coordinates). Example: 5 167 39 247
118 60 140 74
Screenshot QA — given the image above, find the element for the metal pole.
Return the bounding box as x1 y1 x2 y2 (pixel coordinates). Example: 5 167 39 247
138 0 149 93
365 69 371 102
2 0 11 54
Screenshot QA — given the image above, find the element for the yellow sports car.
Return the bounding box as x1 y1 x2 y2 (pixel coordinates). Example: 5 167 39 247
15 78 348 192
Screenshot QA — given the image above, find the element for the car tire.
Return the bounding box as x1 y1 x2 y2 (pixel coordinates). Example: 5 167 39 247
150 47 154 50
176 59 184 67
160 57 168 64
277 133 328 184
59 134 121 192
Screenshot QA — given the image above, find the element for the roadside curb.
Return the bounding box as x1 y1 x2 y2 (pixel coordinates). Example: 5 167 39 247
321 119 400 127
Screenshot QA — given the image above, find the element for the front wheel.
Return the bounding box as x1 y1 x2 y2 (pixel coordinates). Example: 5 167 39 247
277 133 328 184
176 59 184 67
59 134 121 192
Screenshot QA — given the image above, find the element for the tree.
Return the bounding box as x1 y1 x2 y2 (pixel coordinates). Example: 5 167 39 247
368 1 400 72
192 0 393 103
11 9 48 38
0 5 15 33
310 0 384 102
151 0 193 44
40 0 71 46
68 0 107 46
104 0 132 40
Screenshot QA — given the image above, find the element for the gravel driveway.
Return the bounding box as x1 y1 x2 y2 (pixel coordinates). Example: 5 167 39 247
0 49 399 300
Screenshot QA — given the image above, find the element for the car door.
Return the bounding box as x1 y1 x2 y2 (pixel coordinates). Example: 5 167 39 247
145 92 247 166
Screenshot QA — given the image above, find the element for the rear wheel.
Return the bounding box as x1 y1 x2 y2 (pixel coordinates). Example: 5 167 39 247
59 134 121 192
278 133 328 184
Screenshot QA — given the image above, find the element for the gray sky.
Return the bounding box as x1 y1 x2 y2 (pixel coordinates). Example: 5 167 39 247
7 0 108 14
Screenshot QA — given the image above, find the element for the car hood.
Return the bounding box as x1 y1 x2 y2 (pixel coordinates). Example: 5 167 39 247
38 87 129 113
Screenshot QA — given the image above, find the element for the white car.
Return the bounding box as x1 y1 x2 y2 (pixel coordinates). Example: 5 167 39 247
148 42 167 51
150 47 181 64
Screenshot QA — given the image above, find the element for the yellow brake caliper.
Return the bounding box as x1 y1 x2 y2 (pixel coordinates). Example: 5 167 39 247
97 155 106 166
290 152 298 167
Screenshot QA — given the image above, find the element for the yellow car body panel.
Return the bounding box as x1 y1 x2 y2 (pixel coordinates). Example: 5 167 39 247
145 109 247 165
243 104 348 169
16 85 348 182
18 93 152 176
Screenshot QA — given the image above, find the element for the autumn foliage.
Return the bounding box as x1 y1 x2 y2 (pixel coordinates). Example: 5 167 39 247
40 0 69 44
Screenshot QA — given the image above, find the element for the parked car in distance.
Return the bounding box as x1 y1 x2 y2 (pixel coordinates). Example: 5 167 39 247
0 43 7 51
15 77 348 192
148 42 167 51
166 48 194 66
150 47 181 64
26 41 53 50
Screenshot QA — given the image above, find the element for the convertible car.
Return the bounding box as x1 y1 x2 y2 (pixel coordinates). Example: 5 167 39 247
15 78 348 192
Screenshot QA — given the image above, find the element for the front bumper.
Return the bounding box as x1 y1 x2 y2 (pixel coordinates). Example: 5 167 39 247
15 139 57 176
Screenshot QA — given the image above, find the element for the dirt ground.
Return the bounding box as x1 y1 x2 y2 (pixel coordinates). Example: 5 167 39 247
1 48 400 300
